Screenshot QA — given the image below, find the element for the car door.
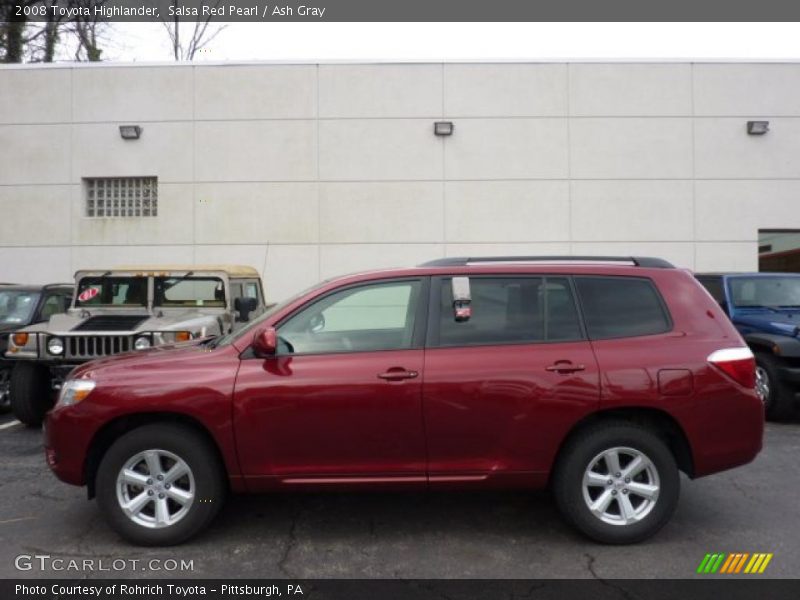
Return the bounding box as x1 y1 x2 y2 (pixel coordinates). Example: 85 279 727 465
233 278 429 489
422 275 600 484
35 291 69 323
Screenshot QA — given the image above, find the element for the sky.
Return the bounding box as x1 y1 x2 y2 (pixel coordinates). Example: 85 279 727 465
101 22 800 63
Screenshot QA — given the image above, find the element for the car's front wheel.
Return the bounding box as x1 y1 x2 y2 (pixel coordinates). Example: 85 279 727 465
553 421 679 544
9 362 53 426
96 423 226 546
0 367 11 413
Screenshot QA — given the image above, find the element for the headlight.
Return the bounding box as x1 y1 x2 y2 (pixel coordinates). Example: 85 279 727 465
134 336 151 350
56 379 95 408
47 337 64 355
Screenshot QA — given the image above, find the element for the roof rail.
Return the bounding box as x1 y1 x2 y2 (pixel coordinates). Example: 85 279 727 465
418 256 674 269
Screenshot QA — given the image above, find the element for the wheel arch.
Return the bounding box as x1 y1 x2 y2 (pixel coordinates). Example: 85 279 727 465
551 407 695 483
84 412 227 499
745 332 800 359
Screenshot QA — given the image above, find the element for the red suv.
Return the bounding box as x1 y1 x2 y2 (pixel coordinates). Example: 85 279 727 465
45 256 763 546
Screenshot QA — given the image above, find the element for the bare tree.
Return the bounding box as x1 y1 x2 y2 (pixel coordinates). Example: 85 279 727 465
163 0 226 60
1 0 38 63
66 0 109 61
0 0 109 63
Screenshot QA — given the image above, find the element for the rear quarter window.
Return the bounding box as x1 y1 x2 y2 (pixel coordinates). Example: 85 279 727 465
575 276 671 340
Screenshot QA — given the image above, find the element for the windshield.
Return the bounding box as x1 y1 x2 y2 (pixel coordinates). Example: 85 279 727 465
76 277 147 307
155 277 225 308
730 276 800 308
0 291 39 325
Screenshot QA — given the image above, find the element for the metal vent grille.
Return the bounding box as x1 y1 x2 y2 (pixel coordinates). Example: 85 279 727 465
65 335 133 359
85 177 158 218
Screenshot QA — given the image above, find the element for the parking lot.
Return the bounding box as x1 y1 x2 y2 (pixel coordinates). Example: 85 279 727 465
0 411 796 579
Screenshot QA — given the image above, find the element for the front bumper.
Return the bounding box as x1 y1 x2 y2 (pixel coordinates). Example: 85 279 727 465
44 404 98 487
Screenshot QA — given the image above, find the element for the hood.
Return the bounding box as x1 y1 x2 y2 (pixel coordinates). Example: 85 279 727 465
42 310 221 334
734 311 800 337
70 338 212 380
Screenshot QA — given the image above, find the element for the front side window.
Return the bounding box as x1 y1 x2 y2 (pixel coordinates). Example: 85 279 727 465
279 280 421 355
243 281 261 300
436 276 583 347
575 276 671 340
0 291 39 325
729 276 800 309
76 277 147 307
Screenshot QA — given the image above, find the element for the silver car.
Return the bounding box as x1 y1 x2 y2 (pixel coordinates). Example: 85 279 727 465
5 265 266 426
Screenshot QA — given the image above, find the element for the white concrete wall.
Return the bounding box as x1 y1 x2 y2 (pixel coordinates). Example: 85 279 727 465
1 62 799 301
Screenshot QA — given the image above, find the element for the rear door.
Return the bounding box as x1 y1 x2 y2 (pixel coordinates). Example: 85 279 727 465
573 276 689 409
422 275 601 482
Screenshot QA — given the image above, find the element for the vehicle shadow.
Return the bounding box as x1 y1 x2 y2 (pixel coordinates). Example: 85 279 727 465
209 488 569 542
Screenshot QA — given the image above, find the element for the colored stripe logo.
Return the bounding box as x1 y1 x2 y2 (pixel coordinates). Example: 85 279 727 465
697 553 773 574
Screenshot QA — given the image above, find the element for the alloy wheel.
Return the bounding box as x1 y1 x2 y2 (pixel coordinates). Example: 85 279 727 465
581 446 660 526
755 366 770 404
116 449 195 529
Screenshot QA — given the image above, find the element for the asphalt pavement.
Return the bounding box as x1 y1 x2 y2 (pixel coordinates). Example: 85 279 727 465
0 411 797 579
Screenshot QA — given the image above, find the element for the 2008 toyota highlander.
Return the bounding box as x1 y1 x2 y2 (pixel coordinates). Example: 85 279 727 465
44 256 763 546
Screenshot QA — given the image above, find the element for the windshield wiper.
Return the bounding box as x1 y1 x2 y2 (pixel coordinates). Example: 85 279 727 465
739 304 781 313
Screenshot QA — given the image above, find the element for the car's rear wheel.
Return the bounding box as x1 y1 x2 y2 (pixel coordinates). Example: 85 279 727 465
96 423 226 546
553 421 679 544
755 352 794 421
9 362 53 427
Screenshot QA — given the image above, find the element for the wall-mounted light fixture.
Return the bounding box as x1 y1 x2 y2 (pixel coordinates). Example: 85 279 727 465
747 121 769 135
434 121 454 136
119 125 142 140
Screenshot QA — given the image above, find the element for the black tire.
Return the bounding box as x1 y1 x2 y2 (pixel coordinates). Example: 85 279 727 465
755 352 794 422
9 362 53 427
552 421 680 544
0 367 11 413
96 423 226 546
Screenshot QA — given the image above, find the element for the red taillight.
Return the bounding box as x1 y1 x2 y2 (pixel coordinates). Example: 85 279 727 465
707 347 756 389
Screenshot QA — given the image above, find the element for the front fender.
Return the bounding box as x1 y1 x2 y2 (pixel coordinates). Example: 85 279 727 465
744 332 800 358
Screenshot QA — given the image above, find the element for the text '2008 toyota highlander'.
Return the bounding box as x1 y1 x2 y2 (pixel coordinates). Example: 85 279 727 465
44 256 763 546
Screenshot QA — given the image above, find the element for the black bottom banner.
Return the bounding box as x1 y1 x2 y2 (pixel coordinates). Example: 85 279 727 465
3 579 800 600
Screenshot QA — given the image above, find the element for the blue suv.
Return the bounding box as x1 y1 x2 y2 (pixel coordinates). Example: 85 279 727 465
697 272 800 420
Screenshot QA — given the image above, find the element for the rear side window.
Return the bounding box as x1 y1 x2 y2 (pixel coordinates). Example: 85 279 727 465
575 277 671 340
436 276 583 347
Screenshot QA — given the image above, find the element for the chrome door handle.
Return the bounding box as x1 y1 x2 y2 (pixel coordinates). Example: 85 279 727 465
545 363 585 374
378 370 419 381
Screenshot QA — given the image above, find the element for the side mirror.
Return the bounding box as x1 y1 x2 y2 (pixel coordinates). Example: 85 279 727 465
252 327 278 357
451 276 472 322
234 296 258 322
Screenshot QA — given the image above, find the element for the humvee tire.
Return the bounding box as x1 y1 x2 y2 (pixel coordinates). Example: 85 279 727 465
10 362 53 427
